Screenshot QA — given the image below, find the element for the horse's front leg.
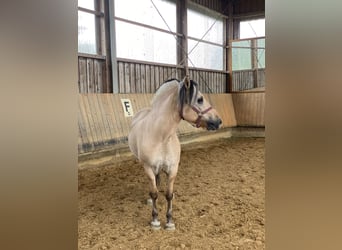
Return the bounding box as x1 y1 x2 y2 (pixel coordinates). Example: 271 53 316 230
144 165 161 230
165 167 178 230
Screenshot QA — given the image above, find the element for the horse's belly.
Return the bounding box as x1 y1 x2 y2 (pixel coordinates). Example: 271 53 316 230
150 142 180 174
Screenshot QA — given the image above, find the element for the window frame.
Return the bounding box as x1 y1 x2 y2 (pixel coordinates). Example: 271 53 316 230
113 0 179 65
187 2 227 71
78 1 105 56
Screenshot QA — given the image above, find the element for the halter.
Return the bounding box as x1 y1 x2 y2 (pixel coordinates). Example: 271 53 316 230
179 75 213 128
180 104 213 128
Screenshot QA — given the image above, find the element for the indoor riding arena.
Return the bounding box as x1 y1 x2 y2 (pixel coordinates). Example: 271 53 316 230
78 0 265 249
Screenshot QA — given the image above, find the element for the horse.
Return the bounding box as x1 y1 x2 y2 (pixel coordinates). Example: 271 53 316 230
128 78 222 230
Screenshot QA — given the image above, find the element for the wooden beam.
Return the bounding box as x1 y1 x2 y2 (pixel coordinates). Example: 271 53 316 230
227 0 234 93
177 0 188 79
115 17 182 37
251 39 258 88
94 0 102 55
77 7 104 17
103 0 113 93
108 0 118 93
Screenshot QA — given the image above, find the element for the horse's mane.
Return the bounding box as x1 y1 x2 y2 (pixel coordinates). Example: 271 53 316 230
151 78 199 112
178 79 198 111
151 79 180 107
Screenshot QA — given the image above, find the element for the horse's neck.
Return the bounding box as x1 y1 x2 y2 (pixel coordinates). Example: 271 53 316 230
150 94 180 139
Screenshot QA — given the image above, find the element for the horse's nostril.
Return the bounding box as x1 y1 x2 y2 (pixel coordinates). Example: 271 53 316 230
219 119 222 124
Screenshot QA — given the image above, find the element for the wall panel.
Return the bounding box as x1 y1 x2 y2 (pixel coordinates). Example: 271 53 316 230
117 60 227 93
78 93 237 154
232 92 265 126
232 68 265 91
78 56 108 93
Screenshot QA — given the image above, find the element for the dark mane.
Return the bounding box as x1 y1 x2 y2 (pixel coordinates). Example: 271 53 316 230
164 78 180 84
178 79 199 113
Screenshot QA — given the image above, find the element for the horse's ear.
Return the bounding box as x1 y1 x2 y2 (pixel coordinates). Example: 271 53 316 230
183 75 191 89
189 80 198 103
180 77 197 105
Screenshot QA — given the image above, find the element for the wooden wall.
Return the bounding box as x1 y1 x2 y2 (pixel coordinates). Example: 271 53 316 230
232 0 265 16
117 60 182 93
78 57 228 94
78 93 237 154
190 0 224 14
232 92 265 126
117 59 227 94
189 69 227 93
78 55 110 93
232 68 265 91
190 0 265 16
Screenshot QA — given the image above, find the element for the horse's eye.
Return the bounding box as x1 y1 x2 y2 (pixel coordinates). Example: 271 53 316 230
197 96 203 104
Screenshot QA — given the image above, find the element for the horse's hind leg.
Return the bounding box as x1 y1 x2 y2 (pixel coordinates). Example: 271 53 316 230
165 169 178 230
144 165 160 230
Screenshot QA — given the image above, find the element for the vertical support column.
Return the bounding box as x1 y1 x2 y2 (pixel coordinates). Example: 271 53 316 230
108 0 119 93
101 0 113 93
251 39 258 88
226 1 234 92
95 0 103 55
176 0 188 79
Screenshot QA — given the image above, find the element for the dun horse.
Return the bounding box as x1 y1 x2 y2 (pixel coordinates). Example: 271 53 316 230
128 78 222 230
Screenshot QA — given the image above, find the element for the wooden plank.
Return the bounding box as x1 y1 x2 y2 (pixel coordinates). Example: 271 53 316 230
78 58 87 93
100 94 115 141
150 64 156 92
87 94 104 147
108 95 124 138
124 62 131 93
94 60 100 93
105 94 120 139
92 94 108 142
95 94 111 142
140 64 145 93
135 63 141 93
78 96 91 152
130 63 136 93
145 64 151 93
86 58 95 93
154 66 159 90
81 95 99 148
158 66 164 88
118 62 125 93
163 67 168 83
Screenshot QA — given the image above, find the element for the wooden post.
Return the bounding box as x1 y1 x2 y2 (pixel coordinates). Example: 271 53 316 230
108 0 119 93
226 1 234 93
177 0 188 80
101 0 112 93
251 39 258 88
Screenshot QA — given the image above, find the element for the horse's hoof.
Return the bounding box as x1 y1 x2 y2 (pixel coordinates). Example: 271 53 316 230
151 220 161 230
165 222 175 231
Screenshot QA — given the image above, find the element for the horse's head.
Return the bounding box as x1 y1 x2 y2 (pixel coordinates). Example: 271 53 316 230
178 79 222 130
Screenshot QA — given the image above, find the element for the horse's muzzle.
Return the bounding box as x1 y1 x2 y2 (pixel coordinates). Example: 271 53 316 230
206 118 222 130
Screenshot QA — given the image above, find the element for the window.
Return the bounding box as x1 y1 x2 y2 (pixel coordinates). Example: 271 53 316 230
232 40 252 71
187 4 224 70
78 11 97 54
78 0 97 54
257 38 265 68
239 18 265 39
232 38 265 71
115 0 177 64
